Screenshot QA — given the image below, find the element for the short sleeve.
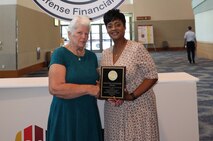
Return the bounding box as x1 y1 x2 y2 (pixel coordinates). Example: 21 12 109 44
49 47 66 67
134 43 158 79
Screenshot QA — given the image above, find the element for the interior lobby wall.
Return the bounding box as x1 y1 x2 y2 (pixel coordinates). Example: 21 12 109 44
1 0 212 77
135 20 195 48
130 0 194 21
193 0 213 59
0 5 17 70
16 5 60 70
17 0 41 11
0 1 60 77
120 0 195 49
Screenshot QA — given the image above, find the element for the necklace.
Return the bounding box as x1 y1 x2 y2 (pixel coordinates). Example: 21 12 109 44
76 49 85 61
67 44 85 61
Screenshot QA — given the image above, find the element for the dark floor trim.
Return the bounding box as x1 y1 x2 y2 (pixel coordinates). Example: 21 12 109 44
0 62 46 78
148 47 185 52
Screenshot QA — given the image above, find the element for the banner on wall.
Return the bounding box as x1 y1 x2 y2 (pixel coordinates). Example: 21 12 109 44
33 0 125 21
138 25 154 44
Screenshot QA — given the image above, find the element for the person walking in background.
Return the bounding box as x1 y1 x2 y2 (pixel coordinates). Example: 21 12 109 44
47 15 103 141
101 9 159 141
184 26 197 64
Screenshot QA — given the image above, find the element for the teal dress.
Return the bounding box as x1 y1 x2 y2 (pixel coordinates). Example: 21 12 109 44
47 47 102 141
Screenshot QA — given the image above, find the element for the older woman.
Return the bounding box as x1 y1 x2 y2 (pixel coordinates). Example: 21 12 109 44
47 16 103 141
101 9 159 141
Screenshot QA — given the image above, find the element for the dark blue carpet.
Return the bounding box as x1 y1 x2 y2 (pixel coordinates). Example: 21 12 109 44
151 51 213 141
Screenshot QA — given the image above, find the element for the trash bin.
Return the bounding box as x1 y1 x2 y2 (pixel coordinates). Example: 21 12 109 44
162 41 169 50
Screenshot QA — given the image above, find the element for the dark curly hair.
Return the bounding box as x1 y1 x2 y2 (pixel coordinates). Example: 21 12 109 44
103 9 126 27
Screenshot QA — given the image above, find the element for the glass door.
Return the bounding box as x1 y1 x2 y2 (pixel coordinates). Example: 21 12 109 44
87 25 101 51
102 24 113 50
86 24 112 53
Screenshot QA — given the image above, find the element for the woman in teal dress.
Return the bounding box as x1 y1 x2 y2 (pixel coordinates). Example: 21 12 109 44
47 16 103 141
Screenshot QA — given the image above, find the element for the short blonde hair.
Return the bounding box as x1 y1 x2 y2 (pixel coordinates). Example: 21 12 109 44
67 15 91 34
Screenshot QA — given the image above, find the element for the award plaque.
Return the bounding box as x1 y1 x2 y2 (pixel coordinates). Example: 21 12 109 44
100 66 125 99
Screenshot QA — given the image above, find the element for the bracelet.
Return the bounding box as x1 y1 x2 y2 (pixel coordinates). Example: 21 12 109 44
129 93 137 100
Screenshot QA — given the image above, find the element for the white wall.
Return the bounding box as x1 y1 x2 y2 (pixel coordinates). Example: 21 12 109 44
192 0 205 8
0 0 16 5
195 10 213 43
0 0 43 13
